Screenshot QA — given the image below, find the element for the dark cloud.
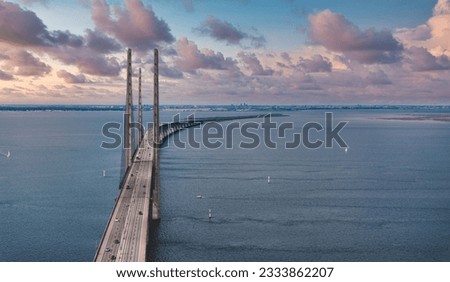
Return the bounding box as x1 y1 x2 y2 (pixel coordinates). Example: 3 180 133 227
0 1 82 47
52 48 121 76
308 9 403 64
57 70 90 84
0 2 125 77
195 16 266 48
175 37 238 73
91 0 174 51
298 54 332 72
365 70 392 85
0 1 51 46
85 29 122 54
158 61 184 79
280 52 293 64
9 50 51 77
0 69 13 80
19 0 48 5
238 52 274 76
406 46 450 71
50 30 83 47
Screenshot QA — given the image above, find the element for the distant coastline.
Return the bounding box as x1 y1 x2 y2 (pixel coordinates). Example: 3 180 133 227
0 104 450 112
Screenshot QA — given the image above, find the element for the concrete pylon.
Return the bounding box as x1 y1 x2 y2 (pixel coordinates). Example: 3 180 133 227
152 48 160 220
138 67 143 145
124 48 133 170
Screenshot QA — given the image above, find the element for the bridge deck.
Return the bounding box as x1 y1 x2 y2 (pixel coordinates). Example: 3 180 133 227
94 130 154 262
94 117 259 262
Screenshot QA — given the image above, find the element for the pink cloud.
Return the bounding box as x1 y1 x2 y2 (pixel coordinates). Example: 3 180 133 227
175 37 238 73
308 9 403 64
406 46 450 71
365 70 392 85
57 70 90 84
396 0 450 57
298 54 332 73
237 52 274 76
51 47 121 76
433 0 450 15
91 0 174 51
0 69 14 80
3 50 52 77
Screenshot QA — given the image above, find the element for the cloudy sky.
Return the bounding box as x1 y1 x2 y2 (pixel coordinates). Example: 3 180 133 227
0 0 449 105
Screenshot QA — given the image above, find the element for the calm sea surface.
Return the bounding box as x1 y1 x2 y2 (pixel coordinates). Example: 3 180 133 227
0 110 449 261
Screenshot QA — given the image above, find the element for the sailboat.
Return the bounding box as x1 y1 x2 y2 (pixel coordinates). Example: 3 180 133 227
1 151 10 158
267 176 271 184
103 170 106 177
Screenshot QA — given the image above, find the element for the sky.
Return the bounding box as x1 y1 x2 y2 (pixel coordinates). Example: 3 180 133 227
0 0 449 105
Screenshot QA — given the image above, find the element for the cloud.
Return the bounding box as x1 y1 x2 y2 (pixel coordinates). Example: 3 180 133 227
174 37 238 73
396 24 432 42
195 16 266 48
406 46 450 71
433 0 450 15
57 70 90 83
308 9 403 64
0 69 13 80
0 1 52 46
0 2 125 77
0 1 82 47
52 48 122 76
238 52 274 76
298 54 332 72
85 29 122 54
19 0 48 5
158 62 184 79
91 0 174 51
6 50 52 77
365 70 392 85
395 0 450 57
181 0 194 12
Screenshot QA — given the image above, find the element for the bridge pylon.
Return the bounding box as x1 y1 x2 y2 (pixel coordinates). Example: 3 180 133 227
124 48 133 170
152 48 160 221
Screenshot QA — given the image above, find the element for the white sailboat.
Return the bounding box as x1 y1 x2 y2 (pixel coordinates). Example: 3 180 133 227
267 176 271 184
103 170 106 177
1 151 10 158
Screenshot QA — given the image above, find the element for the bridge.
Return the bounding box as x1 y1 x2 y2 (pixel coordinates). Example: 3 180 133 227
94 48 276 262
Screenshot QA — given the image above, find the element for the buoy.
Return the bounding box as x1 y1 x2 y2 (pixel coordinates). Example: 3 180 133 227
345 147 348 153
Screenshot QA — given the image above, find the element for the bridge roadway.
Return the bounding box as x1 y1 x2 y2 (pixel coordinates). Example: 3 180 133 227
94 115 272 262
94 122 198 262
95 129 154 262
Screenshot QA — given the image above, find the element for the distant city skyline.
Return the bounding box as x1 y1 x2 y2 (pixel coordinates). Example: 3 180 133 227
0 0 449 105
